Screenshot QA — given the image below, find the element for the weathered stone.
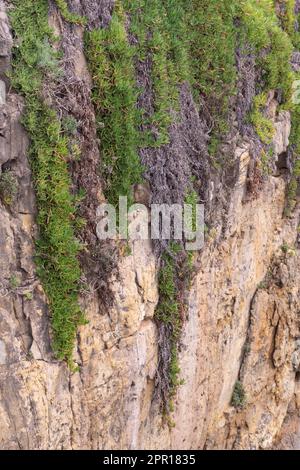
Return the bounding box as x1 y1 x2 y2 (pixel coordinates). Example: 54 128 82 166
0 80 5 105
273 111 291 158
0 339 6 365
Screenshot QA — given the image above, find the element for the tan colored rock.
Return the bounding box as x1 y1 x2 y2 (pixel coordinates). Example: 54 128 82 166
273 111 291 157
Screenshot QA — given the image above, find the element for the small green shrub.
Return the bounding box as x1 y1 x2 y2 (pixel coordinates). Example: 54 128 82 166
9 274 21 290
0 171 18 206
184 188 198 233
24 291 33 301
250 94 275 144
123 243 132 257
281 242 296 256
231 380 247 409
257 281 267 290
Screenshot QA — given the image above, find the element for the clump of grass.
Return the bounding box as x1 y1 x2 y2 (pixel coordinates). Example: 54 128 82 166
231 380 247 409
54 0 87 26
293 158 300 178
286 177 298 215
0 171 18 206
10 0 85 364
184 187 198 233
250 93 275 144
281 242 296 255
9 274 21 290
260 148 273 175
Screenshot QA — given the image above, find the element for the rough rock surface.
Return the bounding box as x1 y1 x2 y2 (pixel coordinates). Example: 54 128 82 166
0 1 299 450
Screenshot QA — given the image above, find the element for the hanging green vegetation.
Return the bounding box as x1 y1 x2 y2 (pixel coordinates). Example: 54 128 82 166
9 0 85 364
53 0 87 25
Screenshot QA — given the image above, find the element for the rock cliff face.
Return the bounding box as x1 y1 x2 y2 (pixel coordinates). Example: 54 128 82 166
0 1 299 450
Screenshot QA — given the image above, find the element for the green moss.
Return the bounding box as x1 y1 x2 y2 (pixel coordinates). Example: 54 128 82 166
231 380 247 409
54 0 87 25
10 0 85 364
